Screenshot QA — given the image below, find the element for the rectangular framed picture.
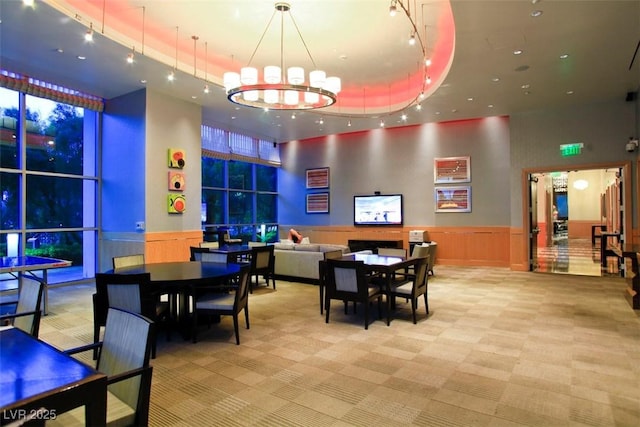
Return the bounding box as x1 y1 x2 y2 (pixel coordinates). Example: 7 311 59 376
306 167 330 189
434 156 471 183
306 192 329 214
434 186 471 213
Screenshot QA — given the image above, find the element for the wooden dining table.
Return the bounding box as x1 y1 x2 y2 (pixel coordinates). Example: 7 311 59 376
107 261 243 337
0 327 107 425
340 253 421 325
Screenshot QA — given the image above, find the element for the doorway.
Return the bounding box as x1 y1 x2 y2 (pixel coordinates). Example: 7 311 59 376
525 162 631 277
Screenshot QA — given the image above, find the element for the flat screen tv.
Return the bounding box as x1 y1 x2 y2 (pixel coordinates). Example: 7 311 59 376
354 194 403 226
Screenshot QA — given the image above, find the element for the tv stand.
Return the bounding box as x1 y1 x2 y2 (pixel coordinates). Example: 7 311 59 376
348 239 403 253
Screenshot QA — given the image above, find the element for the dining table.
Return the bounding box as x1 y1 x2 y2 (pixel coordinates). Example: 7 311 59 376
205 244 254 263
107 261 243 337
0 326 107 425
340 252 421 325
0 255 72 315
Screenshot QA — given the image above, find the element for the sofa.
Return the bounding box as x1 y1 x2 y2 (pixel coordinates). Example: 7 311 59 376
273 242 352 282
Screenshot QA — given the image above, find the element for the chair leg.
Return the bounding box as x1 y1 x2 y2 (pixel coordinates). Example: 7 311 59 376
411 298 418 324
319 283 324 314
233 315 240 345
423 293 429 315
386 295 391 326
325 299 331 323
192 308 198 343
244 306 250 329
364 300 369 330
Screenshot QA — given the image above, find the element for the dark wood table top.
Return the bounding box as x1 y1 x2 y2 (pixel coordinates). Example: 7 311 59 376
108 261 242 287
0 327 106 424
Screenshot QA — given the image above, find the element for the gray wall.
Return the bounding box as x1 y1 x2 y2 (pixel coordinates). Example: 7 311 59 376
509 99 637 227
279 116 511 226
279 99 638 229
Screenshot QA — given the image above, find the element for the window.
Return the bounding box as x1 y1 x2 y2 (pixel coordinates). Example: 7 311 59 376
201 126 279 243
0 86 97 284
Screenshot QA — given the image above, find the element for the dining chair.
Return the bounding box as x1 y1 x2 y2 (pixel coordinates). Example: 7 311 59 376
324 259 382 330
0 277 43 337
377 247 407 257
249 244 276 292
199 241 219 249
190 246 229 263
49 307 155 427
318 249 344 314
408 244 431 279
94 272 170 359
387 257 429 324
112 254 145 269
112 253 176 324
191 264 251 344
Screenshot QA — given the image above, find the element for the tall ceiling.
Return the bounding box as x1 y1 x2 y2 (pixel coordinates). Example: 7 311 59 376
1 0 639 143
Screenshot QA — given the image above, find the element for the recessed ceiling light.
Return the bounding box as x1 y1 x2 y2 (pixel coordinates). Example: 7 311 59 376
524 91 531 95
521 84 530 89
531 10 543 17
191 95 197 99
467 97 474 101
513 49 523 55
560 53 569 59
488 104 494 108
491 77 500 82
140 79 147 84
566 90 574 95
56 48 64 53
76 55 86 60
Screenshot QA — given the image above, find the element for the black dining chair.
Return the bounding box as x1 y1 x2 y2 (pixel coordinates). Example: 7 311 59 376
324 259 382 330
49 307 155 427
249 245 276 292
94 272 170 359
386 256 429 324
0 277 44 337
189 246 230 263
191 264 251 344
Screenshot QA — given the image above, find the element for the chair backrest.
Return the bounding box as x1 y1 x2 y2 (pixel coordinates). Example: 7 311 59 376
113 254 145 270
98 307 155 421
234 265 251 311
95 273 153 322
323 249 344 260
190 246 229 263
411 244 430 259
251 245 275 270
199 241 219 249
326 259 369 299
377 247 407 257
12 277 44 336
412 257 429 294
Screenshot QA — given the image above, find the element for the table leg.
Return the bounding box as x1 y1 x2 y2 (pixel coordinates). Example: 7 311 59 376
84 376 107 426
42 270 48 316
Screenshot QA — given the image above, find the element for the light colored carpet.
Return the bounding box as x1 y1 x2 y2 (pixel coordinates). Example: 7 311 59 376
39 266 640 426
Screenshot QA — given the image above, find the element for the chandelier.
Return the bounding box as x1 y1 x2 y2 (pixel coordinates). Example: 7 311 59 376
223 2 341 110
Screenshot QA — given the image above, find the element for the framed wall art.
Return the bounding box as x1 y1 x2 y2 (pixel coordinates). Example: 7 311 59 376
306 167 330 189
434 186 471 213
168 171 186 191
306 192 329 214
434 156 470 183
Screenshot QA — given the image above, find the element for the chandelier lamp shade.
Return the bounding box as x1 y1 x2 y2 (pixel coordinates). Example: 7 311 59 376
223 2 341 110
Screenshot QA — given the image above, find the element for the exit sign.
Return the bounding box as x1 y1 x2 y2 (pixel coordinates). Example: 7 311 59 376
560 143 583 157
